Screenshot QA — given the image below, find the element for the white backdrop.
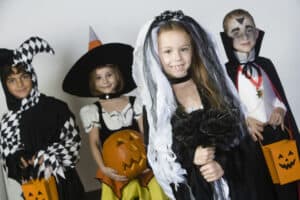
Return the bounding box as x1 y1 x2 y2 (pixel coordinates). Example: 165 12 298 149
1 0 299 191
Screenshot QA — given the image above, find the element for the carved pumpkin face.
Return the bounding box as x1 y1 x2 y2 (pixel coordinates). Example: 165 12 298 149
22 176 58 200
102 129 147 179
23 188 47 200
277 150 296 170
268 140 300 184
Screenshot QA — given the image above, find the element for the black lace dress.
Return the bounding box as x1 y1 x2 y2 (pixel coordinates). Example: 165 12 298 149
170 90 257 200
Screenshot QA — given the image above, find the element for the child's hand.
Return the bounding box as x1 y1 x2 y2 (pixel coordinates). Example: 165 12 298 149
27 155 43 166
199 160 224 182
193 146 215 166
102 166 128 182
20 156 38 181
141 168 151 174
246 117 264 141
20 157 30 169
20 155 42 168
268 107 285 131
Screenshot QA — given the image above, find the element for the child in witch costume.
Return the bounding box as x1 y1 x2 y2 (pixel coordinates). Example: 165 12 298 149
62 27 168 200
0 37 84 199
132 10 258 200
221 9 300 200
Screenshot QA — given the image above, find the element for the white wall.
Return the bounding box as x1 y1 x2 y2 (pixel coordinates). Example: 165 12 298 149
1 0 299 191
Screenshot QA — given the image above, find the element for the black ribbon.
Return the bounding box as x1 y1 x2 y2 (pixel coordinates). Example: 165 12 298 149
98 92 122 100
241 62 262 79
168 73 191 84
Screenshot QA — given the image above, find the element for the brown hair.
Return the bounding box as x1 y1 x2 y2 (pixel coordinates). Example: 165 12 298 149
88 64 124 96
1 63 29 83
223 9 256 33
157 21 224 109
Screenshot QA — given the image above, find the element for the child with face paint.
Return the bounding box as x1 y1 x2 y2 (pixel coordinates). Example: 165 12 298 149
221 8 300 200
63 27 168 200
133 10 258 200
0 37 84 200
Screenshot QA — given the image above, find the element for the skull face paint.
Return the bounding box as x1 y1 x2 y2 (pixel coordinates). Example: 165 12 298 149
226 15 258 53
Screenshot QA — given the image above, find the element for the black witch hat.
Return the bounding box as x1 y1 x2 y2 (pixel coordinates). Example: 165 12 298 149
63 27 135 97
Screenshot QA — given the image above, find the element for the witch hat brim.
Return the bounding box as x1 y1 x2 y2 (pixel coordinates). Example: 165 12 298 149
63 43 135 97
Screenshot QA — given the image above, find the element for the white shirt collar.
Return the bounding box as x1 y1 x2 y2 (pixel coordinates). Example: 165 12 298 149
234 49 255 64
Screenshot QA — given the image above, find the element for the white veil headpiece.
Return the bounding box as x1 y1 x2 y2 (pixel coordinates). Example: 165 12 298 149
132 10 247 199
132 19 187 199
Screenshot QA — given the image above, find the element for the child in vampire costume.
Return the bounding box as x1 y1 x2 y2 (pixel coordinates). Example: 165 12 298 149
221 9 300 200
0 37 84 200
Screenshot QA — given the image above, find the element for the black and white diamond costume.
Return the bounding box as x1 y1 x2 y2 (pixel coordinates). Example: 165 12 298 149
0 37 84 200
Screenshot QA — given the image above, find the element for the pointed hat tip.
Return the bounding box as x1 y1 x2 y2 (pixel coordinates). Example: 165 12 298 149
89 26 102 50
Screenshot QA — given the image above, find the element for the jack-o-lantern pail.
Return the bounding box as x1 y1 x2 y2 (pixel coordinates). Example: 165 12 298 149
102 129 147 179
22 176 58 200
262 138 300 185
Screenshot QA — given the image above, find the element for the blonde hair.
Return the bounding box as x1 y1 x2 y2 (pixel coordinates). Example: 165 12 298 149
158 21 224 109
88 64 124 96
223 9 256 33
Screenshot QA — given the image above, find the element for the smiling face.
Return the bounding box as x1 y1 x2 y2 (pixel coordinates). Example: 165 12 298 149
6 67 33 99
158 29 193 79
89 65 123 95
225 15 258 53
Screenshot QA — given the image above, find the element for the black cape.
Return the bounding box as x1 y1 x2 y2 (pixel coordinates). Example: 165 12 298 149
221 31 300 200
221 31 299 148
